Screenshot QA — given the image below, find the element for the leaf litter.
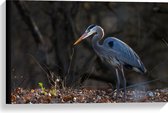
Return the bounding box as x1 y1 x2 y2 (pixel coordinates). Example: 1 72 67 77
11 87 168 104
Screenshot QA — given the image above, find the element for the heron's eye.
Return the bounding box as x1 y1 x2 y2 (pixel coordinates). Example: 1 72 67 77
108 41 114 48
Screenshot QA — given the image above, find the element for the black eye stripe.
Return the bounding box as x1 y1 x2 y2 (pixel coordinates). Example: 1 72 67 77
87 24 96 30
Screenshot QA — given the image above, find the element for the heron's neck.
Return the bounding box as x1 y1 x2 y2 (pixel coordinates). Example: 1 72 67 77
92 34 104 55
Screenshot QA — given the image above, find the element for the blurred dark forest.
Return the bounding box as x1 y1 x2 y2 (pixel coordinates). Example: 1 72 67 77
9 1 168 90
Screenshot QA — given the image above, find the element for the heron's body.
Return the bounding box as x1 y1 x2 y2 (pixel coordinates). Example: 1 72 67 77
93 37 146 74
74 24 147 101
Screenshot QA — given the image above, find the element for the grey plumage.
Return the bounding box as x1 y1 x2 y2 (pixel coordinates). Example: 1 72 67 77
102 37 147 74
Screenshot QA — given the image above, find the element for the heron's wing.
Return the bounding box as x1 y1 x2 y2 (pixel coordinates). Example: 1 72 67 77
103 37 146 73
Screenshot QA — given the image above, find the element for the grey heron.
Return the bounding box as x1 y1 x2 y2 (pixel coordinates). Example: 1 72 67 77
74 24 147 101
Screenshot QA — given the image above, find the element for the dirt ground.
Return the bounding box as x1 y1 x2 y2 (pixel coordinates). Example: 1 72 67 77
11 87 168 104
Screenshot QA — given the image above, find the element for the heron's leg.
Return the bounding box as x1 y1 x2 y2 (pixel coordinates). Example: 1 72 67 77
121 66 126 102
115 68 120 100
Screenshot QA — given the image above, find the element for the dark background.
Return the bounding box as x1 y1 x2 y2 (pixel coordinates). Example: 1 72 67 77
9 1 168 90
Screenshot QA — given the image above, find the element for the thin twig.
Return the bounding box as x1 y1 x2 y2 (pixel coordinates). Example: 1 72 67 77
162 38 168 47
63 47 75 88
27 54 56 87
121 78 160 90
67 47 75 77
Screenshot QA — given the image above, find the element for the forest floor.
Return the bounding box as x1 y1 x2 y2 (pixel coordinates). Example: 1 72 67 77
11 87 168 104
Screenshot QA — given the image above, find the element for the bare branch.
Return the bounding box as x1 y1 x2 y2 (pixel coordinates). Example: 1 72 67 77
14 1 45 47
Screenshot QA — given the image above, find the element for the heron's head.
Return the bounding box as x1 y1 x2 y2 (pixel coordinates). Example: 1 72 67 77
73 24 104 45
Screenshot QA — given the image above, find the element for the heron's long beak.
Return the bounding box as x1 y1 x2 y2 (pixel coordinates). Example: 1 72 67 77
73 31 95 45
